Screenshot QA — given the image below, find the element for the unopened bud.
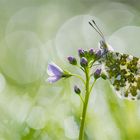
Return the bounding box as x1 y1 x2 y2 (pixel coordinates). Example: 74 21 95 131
94 69 101 79
74 85 81 94
89 48 95 56
67 56 77 65
78 48 85 57
80 57 88 67
95 49 102 59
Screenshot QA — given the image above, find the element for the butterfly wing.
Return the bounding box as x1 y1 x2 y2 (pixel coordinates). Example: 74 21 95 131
103 51 140 100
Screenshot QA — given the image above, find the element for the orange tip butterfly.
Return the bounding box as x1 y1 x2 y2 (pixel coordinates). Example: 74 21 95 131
89 20 140 100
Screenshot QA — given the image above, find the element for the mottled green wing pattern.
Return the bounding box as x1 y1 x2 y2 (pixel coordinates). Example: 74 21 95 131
104 51 140 100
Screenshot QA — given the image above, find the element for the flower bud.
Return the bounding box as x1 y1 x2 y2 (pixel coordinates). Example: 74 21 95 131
74 85 81 94
80 57 88 67
78 48 85 57
89 48 94 56
95 49 102 59
94 69 101 79
67 56 77 65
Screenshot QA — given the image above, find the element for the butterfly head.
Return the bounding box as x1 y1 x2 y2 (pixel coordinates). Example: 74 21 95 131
97 40 110 58
100 39 114 52
99 40 107 49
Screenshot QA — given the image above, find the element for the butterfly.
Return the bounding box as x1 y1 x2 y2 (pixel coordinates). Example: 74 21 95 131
89 20 140 100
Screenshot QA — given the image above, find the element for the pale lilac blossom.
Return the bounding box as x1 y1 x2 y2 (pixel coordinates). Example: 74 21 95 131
47 63 64 83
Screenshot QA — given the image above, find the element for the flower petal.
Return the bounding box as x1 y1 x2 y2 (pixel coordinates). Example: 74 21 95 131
47 76 61 83
47 62 63 76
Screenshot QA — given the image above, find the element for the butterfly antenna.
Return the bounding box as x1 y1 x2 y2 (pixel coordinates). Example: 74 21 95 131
89 20 105 41
92 20 105 38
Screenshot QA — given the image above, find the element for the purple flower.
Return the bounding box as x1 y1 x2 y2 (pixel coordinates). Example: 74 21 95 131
78 48 85 57
94 69 101 79
67 56 77 65
47 63 64 83
80 57 88 67
89 48 95 55
95 49 102 58
74 85 81 94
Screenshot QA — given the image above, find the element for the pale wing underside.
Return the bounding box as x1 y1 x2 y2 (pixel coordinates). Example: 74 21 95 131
104 51 140 100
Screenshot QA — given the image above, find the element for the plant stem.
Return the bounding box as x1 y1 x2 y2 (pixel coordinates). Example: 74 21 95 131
79 94 84 104
79 68 90 140
78 68 97 140
89 80 96 93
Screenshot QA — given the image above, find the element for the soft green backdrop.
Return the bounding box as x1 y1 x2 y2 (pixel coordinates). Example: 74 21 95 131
0 0 140 140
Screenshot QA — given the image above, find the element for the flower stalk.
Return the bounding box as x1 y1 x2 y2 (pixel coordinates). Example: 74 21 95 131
78 67 96 140
79 67 90 140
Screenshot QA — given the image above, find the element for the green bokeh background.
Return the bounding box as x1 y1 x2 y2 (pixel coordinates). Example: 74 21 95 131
0 0 140 140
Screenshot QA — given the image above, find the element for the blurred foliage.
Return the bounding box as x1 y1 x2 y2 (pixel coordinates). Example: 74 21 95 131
0 0 140 140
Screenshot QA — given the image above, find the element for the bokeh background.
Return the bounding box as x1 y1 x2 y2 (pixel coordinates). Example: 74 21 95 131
0 0 140 140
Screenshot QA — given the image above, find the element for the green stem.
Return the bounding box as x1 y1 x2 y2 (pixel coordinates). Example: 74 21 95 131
78 68 90 140
79 94 84 104
78 68 97 140
89 79 96 93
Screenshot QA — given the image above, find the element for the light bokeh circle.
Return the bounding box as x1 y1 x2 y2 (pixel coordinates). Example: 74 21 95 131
108 26 140 57
0 31 47 84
